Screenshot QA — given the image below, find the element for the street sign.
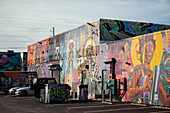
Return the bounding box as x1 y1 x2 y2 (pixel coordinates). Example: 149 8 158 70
154 92 158 100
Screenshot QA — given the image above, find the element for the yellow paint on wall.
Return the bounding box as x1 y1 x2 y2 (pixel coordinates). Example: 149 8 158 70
84 36 96 59
165 30 170 49
88 25 91 36
80 30 84 46
131 36 141 67
150 32 163 71
66 32 70 44
138 98 142 103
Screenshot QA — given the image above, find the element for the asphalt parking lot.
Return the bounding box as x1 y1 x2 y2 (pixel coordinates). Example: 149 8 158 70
0 91 169 113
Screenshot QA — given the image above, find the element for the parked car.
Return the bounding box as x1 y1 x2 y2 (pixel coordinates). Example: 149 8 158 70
9 87 21 95
15 86 34 96
9 84 29 95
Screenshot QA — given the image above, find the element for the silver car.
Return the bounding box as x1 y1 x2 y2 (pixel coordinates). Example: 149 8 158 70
9 87 21 95
15 87 34 96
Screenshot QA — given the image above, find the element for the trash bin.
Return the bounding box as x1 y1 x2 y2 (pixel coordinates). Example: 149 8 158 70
79 85 88 100
43 84 71 103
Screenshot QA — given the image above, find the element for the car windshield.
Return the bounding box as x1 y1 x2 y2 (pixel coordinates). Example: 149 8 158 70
48 80 56 84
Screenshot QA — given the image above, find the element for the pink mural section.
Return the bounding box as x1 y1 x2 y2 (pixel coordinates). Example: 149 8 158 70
27 38 51 78
100 29 170 106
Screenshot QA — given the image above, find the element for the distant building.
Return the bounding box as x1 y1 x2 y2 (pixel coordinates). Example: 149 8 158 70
0 51 30 91
0 51 22 71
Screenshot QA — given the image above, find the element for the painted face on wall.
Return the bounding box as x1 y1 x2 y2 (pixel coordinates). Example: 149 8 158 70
144 41 155 63
0 55 9 66
86 45 94 61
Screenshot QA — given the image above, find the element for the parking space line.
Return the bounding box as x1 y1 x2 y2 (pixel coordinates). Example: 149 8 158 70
84 107 150 113
67 103 132 110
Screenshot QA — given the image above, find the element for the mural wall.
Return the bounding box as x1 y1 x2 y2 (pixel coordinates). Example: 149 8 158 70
0 71 37 91
23 52 27 71
59 21 100 98
100 29 170 106
100 19 170 42
27 35 61 78
27 19 170 104
27 38 51 78
0 52 21 71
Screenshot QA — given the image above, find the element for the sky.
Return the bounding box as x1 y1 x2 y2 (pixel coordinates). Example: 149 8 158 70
0 0 170 52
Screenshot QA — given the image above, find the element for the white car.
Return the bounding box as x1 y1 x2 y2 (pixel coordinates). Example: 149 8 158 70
9 87 21 95
9 84 29 95
15 87 34 96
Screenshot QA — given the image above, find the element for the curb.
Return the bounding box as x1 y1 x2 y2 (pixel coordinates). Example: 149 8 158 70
102 101 113 105
131 103 147 107
131 103 170 110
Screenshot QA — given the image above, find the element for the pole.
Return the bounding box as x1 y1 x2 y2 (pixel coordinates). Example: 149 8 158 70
102 89 105 102
53 27 55 37
52 70 53 78
81 71 84 85
110 89 112 103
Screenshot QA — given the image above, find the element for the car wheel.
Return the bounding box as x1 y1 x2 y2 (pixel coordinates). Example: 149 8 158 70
21 90 28 96
11 91 14 95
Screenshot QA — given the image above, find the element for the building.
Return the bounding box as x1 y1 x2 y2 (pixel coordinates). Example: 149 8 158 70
27 19 170 106
0 51 30 91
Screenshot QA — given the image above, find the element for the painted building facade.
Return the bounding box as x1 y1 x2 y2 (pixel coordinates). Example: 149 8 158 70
0 51 29 90
0 52 22 71
27 19 170 106
100 29 170 106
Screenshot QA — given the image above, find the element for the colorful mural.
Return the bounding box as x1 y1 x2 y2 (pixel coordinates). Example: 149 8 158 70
59 21 100 98
100 29 170 106
27 36 61 77
23 52 27 71
0 71 37 91
27 19 170 105
0 52 21 71
27 38 50 65
27 38 52 77
100 19 170 42
42 84 71 103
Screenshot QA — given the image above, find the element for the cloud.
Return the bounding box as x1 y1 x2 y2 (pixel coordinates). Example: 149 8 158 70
0 0 170 52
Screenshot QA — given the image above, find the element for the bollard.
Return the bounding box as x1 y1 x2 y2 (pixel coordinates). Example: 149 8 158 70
81 88 84 100
73 89 75 99
102 89 105 102
109 89 112 103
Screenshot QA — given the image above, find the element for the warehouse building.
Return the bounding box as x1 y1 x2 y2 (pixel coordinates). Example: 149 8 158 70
27 19 170 106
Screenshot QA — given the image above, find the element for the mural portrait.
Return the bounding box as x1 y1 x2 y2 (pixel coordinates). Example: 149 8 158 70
0 52 21 71
100 30 170 106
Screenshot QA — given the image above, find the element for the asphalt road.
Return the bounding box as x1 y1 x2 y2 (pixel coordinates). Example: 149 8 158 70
0 92 169 113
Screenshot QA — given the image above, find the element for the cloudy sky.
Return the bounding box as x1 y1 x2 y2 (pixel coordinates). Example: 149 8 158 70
0 0 170 52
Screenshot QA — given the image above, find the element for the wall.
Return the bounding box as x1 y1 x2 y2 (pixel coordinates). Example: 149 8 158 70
0 71 37 89
27 38 52 78
27 21 101 98
59 21 100 98
23 52 28 71
27 35 61 78
0 52 21 71
100 29 170 106
100 19 170 42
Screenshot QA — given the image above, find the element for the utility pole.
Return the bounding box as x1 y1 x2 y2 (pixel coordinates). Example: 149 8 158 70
53 27 55 37
50 27 55 37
